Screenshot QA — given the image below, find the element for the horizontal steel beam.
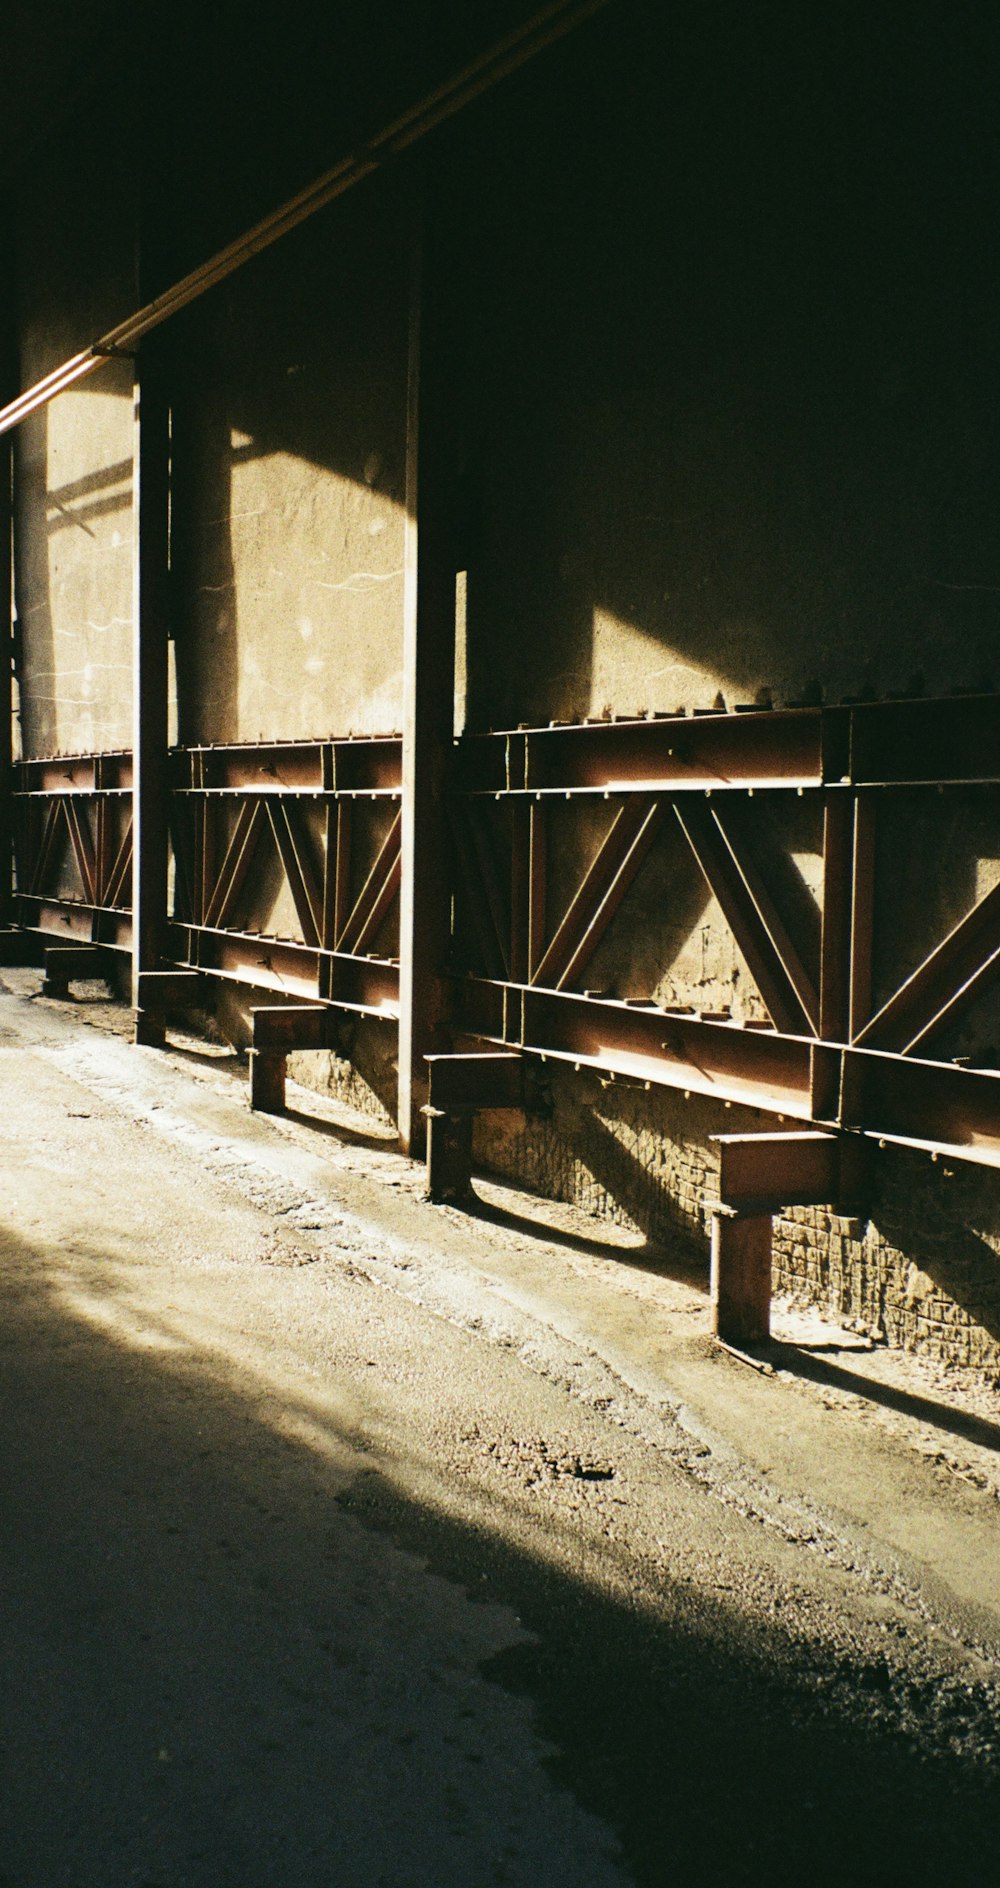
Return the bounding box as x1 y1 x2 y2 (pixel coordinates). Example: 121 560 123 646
457 693 1000 793
713 1129 867 1213
251 1004 328 1052
15 752 132 794
455 976 816 1116
16 903 132 950
842 1046 1000 1169
453 977 1000 1170
173 735 402 795
459 709 823 795
425 1051 524 1111
168 923 399 1016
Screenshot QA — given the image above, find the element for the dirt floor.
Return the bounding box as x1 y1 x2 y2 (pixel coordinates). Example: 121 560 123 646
3 968 1000 1887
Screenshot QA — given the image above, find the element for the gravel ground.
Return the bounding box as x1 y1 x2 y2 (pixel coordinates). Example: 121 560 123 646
2 970 1000 1887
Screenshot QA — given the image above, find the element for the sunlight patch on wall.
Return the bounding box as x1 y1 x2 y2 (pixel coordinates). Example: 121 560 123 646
589 604 753 718
23 373 134 756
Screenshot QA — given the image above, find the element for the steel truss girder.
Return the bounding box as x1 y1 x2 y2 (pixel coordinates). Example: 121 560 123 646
449 693 1000 1173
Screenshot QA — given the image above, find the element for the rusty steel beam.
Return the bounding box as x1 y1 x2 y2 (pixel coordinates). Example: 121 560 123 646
510 799 547 984
713 1129 867 1214
325 952 400 1016
457 976 816 1116
15 752 132 794
168 921 400 1017
459 696 1000 795
849 794 876 1040
105 820 133 909
29 801 61 897
453 976 1000 1171
398 188 459 1157
18 901 132 950
174 734 402 795
819 796 852 1041
842 1047 1000 1168
531 797 662 991
460 708 824 796
425 1051 524 1111
40 944 107 997
327 800 352 949
855 877 1000 1056
424 1107 475 1203
848 695 1000 786
675 800 819 1036
251 1003 328 1052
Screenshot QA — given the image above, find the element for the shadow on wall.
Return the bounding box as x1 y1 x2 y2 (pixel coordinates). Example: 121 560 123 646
784 1147 1000 1378
476 1071 736 1262
453 3 1000 728
168 178 411 748
4 1217 1000 1886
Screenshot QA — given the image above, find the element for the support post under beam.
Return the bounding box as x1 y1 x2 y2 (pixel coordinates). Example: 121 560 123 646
131 343 171 1047
398 177 459 1155
0 432 12 931
710 1207 773 1347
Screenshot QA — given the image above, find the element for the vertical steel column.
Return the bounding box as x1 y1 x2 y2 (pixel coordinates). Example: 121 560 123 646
710 1207 773 1347
398 177 459 1154
131 343 171 1045
0 435 12 931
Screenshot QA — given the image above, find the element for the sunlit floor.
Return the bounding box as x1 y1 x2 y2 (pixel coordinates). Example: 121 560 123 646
2 972 1000 1887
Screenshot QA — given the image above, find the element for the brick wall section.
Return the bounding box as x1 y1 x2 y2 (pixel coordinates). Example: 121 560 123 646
774 1152 1000 1382
475 1068 737 1255
471 1067 1000 1385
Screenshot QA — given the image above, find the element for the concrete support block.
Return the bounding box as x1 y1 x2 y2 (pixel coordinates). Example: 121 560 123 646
41 945 105 999
711 1206 773 1347
250 1048 287 1114
424 1106 473 1204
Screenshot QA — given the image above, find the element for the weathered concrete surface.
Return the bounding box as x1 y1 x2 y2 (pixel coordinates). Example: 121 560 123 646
15 369 134 759
458 8 1000 729
3 976 1000 1885
171 183 408 747
12 77 138 760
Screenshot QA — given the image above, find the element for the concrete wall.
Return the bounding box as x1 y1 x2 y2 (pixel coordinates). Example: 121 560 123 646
170 179 409 747
8 1 1000 1377
13 92 137 760
455 12 1000 730
453 7 1000 731
476 1077 1000 1383
451 4 1000 1379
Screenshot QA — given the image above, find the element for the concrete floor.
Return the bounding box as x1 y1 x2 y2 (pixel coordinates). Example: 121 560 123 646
3 970 1000 1887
